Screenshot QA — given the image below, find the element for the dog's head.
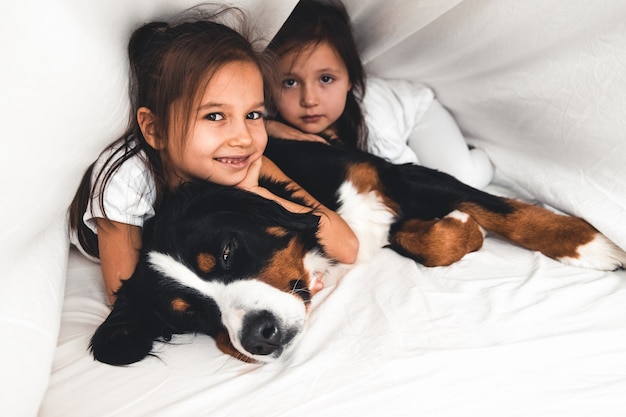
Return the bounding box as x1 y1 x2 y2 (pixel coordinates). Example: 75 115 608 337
90 181 328 365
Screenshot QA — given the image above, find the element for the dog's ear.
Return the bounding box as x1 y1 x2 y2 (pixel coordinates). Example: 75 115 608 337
89 283 161 366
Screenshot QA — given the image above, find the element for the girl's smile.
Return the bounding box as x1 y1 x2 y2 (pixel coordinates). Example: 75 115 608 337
162 60 267 188
213 155 251 169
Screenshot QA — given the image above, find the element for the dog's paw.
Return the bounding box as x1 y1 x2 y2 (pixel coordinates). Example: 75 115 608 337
558 233 626 271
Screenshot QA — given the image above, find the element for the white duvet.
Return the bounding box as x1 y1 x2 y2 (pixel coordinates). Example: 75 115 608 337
1 1 626 416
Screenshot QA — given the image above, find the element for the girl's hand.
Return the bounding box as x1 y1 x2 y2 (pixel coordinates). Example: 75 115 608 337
265 120 328 144
236 155 263 191
260 157 359 265
310 279 324 295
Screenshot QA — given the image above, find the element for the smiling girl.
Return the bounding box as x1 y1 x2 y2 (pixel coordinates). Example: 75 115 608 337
69 10 357 304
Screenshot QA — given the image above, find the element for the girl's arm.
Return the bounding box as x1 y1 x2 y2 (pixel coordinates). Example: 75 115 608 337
249 156 359 265
96 218 142 305
265 120 328 144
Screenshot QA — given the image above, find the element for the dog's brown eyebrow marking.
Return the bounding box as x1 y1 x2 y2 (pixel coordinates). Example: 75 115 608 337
346 162 399 215
197 252 216 273
171 297 190 312
267 226 289 237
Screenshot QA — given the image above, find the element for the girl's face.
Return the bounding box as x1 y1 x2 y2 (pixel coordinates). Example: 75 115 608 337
275 42 352 135
163 61 267 188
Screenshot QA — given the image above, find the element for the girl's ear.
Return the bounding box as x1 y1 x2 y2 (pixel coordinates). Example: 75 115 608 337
137 107 163 150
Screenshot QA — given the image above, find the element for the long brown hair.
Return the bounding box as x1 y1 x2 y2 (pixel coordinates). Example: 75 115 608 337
265 0 367 148
69 7 272 258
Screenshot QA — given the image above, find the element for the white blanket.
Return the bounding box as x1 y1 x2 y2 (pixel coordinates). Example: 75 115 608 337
1 1 626 416
41 242 626 416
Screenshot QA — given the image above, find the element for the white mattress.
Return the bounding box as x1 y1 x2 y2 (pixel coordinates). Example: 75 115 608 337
40 228 626 416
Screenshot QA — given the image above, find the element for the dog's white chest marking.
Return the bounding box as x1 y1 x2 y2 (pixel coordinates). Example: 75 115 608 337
336 180 396 261
314 180 396 286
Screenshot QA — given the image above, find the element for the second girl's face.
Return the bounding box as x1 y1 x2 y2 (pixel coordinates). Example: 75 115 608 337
275 42 352 135
164 60 267 188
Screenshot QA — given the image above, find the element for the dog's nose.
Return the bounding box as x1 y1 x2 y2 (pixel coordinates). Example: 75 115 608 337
241 311 283 356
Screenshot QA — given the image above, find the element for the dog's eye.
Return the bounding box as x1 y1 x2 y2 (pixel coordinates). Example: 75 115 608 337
223 244 231 263
221 238 236 270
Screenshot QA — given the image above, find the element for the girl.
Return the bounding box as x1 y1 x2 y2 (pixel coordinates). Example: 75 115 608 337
69 10 358 305
264 0 494 190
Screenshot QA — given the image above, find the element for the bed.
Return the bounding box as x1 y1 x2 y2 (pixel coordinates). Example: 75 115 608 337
2 1 626 416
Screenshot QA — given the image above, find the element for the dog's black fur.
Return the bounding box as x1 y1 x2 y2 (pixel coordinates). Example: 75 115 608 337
90 181 320 365
264 138 511 264
91 137 625 365
267 139 509 216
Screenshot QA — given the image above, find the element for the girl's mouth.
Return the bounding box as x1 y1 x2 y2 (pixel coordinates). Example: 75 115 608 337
301 115 322 124
214 156 249 168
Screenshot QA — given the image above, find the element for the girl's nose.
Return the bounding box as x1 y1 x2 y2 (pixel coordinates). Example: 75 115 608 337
228 121 254 146
300 84 318 107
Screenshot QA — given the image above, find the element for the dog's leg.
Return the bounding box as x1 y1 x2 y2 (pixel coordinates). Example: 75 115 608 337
389 210 485 266
460 199 626 270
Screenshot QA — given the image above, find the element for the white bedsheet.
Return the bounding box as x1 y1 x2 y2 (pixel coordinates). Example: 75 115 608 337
2 0 626 415
41 237 626 416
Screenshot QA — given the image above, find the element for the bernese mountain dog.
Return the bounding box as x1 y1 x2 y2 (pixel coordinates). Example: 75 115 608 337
90 138 626 365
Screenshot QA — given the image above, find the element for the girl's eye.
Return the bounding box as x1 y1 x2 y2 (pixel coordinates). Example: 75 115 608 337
282 79 298 88
206 113 224 121
247 111 263 120
320 75 334 84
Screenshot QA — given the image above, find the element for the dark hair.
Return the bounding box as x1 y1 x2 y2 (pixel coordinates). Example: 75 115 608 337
69 6 270 258
265 0 366 148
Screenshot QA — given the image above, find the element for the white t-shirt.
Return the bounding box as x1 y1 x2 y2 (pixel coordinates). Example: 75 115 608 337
361 76 494 189
361 76 434 164
69 141 157 260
